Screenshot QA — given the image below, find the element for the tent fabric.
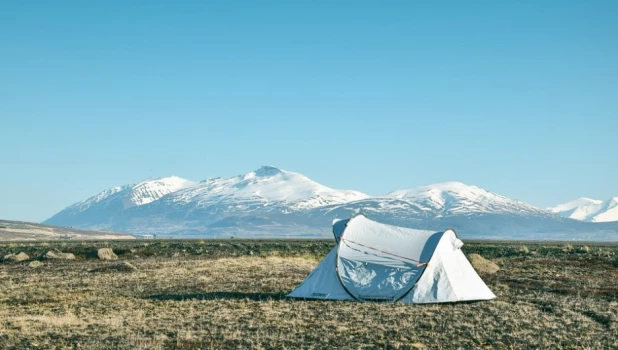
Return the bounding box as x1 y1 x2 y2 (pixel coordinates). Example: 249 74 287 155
336 215 442 301
332 218 350 243
402 229 496 303
286 247 354 300
287 214 496 304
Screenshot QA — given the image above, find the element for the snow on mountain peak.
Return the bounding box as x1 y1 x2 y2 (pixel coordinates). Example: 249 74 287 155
69 176 197 212
549 197 618 222
388 181 476 198
548 197 603 213
592 197 618 222
384 181 537 215
125 176 197 208
166 166 370 211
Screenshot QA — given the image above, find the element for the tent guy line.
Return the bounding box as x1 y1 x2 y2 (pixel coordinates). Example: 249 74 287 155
340 237 428 267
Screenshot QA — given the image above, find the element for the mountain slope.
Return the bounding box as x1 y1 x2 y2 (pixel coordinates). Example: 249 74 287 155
593 198 618 222
549 197 618 222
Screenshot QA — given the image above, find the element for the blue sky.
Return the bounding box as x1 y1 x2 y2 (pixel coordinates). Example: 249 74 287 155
1 1 617 222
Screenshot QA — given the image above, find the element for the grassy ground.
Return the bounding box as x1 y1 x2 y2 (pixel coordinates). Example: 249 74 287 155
1 239 617 349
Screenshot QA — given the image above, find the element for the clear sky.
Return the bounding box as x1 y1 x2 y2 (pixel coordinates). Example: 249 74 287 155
1 1 617 222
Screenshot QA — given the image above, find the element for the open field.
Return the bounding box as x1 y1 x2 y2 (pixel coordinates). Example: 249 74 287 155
0 220 135 241
1 239 617 349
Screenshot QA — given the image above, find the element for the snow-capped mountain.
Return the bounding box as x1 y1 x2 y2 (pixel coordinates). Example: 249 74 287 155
385 182 542 216
44 166 618 240
311 181 547 224
549 197 618 223
73 175 196 211
301 182 602 240
45 176 197 227
166 166 369 212
45 166 368 231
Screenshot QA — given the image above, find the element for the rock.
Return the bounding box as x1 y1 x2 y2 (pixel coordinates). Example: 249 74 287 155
97 248 118 261
43 250 75 260
28 261 43 268
3 252 29 262
468 254 500 274
89 261 138 273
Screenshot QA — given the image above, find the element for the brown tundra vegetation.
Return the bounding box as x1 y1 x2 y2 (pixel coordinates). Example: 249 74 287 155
0 239 617 349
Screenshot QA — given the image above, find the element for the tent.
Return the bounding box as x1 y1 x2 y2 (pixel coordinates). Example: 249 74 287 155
287 214 496 303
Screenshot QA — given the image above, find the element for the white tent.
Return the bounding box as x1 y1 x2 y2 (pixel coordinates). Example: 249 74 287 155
287 214 496 303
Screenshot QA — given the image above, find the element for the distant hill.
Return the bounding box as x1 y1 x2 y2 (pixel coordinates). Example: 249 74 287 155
0 220 135 241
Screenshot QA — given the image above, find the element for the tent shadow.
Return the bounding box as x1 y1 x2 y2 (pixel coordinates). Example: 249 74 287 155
144 292 492 305
144 291 287 301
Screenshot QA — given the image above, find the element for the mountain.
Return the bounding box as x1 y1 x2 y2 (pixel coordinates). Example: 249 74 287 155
45 176 197 229
166 165 369 212
307 181 547 226
44 166 618 240
305 182 618 240
549 197 618 223
385 181 543 216
45 166 369 234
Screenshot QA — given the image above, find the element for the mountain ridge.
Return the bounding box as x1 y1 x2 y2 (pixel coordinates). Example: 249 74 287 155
43 166 618 240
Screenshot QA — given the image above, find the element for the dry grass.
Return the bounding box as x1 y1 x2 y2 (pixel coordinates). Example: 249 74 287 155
0 240 617 349
468 253 500 274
